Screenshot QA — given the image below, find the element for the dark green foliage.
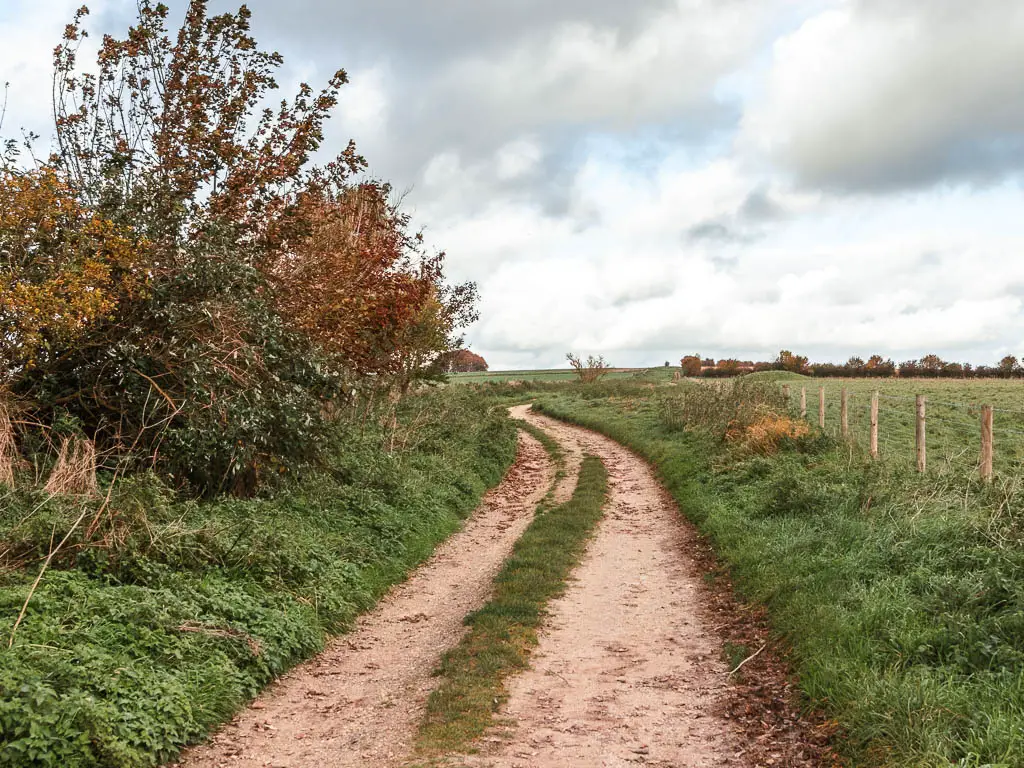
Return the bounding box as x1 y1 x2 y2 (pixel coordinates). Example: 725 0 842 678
0 389 516 767
533 386 1024 767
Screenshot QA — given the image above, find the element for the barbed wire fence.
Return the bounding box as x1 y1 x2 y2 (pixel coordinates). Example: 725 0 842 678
780 383 1024 481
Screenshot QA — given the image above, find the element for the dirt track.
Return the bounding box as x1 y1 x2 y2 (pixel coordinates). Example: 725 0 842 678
170 406 825 768
171 430 554 768
456 406 743 767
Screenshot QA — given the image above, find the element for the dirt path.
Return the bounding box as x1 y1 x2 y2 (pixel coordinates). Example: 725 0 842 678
458 406 746 767
171 430 555 768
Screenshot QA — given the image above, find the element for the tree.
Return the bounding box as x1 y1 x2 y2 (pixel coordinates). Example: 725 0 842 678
272 186 434 375
567 353 610 383
680 355 702 377
999 355 1020 378
776 350 809 374
0 168 142 383
703 359 743 378
1 2 471 494
7 0 371 493
448 350 488 373
864 354 896 377
919 354 946 377
391 282 479 393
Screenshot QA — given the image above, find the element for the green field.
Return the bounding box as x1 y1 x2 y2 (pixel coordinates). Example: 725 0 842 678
469 368 1024 477
773 377 1024 475
450 366 680 384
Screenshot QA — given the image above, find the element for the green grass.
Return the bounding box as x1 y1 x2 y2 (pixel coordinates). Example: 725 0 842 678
781 378 1024 475
416 455 608 756
742 370 812 382
0 389 518 768
531 383 1024 767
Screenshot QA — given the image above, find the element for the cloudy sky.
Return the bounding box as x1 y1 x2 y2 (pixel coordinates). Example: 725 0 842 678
3 0 1024 369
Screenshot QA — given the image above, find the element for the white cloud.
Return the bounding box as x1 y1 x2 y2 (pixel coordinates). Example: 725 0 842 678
436 0 775 136
742 0 1024 190
339 66 390 136
444 143 1024 367
1 0 104 143
496 138 542 181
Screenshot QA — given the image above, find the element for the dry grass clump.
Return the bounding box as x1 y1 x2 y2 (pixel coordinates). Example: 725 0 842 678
726 413 810 455
0 403 15 488
44 436 98 496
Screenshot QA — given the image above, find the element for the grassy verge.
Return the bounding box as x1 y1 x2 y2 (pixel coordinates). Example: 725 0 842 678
0 389 517 768
533 387 1024 768
416 455 608 756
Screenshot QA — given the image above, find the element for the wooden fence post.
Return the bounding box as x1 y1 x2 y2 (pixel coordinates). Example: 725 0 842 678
840 387 849 439
818 386 825 429
916 395 926 473
870 391 879 459
800 387 807 419
782 384 790 407
981 405 993 482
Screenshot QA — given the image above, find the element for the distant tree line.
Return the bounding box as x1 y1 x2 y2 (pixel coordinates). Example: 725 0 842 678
681 351 1024 379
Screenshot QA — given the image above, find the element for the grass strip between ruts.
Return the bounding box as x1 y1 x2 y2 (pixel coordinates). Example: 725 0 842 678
415 453 608 757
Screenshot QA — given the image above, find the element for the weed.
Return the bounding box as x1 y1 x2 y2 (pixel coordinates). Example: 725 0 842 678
0 388 517 767
0 403 14 488
42 437 97 497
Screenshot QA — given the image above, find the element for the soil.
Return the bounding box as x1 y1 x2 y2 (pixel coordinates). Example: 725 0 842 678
170 429 555 768
169 405 837 768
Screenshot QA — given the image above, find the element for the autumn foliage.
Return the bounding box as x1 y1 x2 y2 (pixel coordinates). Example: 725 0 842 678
447 349 489 373
679 355 702 377
0 1 476 495
0 168 142 379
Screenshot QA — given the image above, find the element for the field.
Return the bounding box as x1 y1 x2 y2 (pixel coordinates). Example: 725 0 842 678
752 374 1024 475
450 366 680 384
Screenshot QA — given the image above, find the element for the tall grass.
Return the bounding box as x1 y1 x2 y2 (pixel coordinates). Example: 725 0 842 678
533 383 1024 767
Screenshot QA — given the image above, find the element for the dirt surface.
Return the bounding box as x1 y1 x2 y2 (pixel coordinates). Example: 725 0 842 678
455 407 747 767
170 430 555 768
464 407 837 768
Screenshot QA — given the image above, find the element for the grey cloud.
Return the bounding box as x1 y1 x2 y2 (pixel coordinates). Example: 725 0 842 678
235 0 767 194
247 0 673 66
738 188 785 222
610 281 676 308
686 219 758 245
746 0 1024 192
